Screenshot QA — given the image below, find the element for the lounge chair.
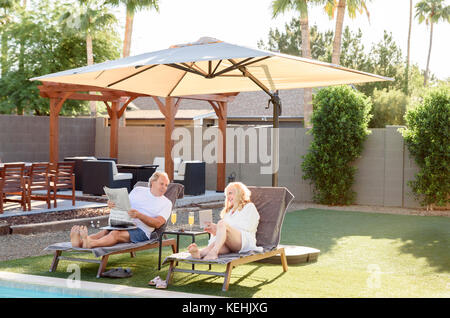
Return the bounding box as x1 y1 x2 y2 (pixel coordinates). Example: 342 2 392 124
162 186 294 291
44 183 184 278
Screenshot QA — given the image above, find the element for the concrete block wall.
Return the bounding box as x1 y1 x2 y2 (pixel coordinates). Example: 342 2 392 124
0 115 95 162
93 122 421 208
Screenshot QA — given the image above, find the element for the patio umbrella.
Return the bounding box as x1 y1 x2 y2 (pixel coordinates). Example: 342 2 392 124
31 37 391 186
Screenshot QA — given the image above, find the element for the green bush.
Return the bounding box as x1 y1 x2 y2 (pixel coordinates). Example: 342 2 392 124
401 87 450 208
369 88 409 128
301 86 372 205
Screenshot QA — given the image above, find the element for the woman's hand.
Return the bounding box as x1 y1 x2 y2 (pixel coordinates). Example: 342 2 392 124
107 200 115 209
204 222 217 236
128 209 140 219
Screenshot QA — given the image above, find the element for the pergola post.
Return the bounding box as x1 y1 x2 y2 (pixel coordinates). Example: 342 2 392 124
49 93 71 164
109 101 119 159
209 101 227 192
152 96 181 182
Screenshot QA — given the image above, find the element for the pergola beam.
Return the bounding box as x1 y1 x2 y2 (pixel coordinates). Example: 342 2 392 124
37 81 238 191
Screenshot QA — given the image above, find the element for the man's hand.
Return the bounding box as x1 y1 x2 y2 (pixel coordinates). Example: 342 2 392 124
128 209 140 219
107 200 115 209
204 222 217 236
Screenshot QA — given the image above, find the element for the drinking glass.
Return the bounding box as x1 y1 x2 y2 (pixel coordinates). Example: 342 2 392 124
188 212 195 232
171 212 177 228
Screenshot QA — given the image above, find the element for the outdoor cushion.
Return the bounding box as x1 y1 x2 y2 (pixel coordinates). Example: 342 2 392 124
112 172 133 181
174 157 182 173
153 157 165 172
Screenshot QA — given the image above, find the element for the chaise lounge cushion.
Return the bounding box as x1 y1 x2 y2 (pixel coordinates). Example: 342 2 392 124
163 186 294 266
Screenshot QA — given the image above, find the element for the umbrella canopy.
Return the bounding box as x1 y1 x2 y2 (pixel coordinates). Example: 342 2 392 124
31 37 391 97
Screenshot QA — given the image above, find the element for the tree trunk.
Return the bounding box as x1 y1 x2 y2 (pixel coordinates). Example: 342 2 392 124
86 33 97 116
332 0 346 65
123 11 134 57
424 22 433 87
300 12 313 128
405 0 412 94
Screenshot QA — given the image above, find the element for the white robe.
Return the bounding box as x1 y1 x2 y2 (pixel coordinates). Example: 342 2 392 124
209 202 263 253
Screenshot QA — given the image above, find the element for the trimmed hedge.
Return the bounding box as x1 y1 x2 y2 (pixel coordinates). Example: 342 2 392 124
301 86 372 205
402 87 450 208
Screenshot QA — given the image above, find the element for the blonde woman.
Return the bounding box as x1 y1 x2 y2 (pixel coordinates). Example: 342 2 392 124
188 182 262 260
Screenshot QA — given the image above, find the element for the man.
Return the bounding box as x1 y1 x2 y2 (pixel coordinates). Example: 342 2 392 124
70 171 171 248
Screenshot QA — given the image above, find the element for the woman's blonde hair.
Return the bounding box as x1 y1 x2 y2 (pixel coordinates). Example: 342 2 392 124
220 182 252 218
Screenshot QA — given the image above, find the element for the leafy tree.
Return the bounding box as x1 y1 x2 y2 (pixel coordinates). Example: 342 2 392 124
0 0 20 77
369 88 408 128
105 0 159 58
301 85 372 205
415 0 450 86
259 19 405 98
0 0 121 115
401 86 450 209
59 0 118 116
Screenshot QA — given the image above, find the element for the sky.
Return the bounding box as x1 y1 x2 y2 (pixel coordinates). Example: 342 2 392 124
116 0 450 80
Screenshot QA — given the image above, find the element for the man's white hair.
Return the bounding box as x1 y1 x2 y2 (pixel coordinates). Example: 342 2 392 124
148 171 169 187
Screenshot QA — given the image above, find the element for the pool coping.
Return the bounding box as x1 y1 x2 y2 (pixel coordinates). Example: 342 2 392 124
0 271 221 298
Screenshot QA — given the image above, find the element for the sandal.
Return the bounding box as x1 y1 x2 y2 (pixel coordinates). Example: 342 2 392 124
148 276 162 286
148 276 167 289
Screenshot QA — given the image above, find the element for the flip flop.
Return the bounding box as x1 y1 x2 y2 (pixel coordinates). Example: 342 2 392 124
148 276 162 286
156 280 167 289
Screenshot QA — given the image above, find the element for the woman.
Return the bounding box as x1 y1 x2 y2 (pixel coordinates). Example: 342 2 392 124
188 182 262 260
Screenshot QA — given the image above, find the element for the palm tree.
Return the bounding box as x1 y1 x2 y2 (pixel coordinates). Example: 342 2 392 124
272 0 320 127
405 0 413 94
324 0 370 65
415 0 450 86
106 0 159 58
60 0 117 116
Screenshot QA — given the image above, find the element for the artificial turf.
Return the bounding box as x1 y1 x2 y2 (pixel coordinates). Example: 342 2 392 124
0 208 448 298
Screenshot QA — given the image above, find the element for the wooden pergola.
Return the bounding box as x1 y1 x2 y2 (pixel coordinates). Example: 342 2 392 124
38 82 238 192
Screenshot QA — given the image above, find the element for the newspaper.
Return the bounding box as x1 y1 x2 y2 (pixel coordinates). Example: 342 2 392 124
103 186 136 229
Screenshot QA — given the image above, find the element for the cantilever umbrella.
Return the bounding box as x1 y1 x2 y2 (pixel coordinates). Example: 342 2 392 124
31 37 391 186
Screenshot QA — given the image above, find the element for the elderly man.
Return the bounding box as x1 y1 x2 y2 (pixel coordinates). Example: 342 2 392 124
70 171 171 248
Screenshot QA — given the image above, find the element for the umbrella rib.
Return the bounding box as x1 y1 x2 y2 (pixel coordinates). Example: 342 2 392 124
213 56 271 77
106 65 157 88
166 63 206 77
228 58 272 96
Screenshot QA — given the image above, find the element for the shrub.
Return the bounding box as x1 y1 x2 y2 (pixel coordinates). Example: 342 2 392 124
369 88 409 128
401 87 450 208
301 85 372 205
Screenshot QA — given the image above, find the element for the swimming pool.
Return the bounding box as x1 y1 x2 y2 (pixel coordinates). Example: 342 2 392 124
0 284 83 298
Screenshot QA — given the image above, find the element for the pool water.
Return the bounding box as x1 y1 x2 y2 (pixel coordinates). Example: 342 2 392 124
0 285 84 298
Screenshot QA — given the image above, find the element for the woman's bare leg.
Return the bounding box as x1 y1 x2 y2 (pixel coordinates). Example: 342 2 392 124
203 220 242 260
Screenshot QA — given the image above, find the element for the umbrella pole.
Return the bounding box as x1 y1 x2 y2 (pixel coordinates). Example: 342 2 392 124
271 91 280 187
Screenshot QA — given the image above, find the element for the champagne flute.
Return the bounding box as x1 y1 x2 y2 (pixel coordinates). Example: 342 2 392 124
188 212 195 232
171 211 177 229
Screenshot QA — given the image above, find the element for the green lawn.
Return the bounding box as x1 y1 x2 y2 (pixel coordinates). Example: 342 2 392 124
0 209 449 298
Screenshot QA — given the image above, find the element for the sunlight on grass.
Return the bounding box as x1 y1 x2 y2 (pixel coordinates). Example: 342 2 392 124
0 208 449 297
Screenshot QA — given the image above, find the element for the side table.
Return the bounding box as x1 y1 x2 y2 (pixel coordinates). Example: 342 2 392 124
158 229 210 270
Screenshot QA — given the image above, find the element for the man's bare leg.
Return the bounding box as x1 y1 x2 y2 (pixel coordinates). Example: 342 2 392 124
80 226 130 248
70 225 82 247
